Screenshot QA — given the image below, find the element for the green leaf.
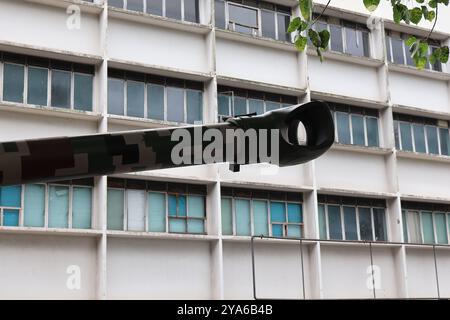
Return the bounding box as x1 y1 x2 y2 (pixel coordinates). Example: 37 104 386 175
288 17 302 33
294 36 308 51
405 36 417 47
308 28 321 47
317 47 324 62
440 46 449 63
409 7 422 24
299 0 313 21
318 29 330 49
363 0 380 12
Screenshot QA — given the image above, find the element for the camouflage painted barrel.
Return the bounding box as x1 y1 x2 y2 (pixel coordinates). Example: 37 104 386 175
0 101 334 186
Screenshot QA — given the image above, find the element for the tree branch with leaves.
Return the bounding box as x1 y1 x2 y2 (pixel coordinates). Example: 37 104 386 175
288 0 449 68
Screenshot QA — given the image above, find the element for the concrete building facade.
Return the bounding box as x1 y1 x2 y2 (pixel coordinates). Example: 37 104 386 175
0 0 450 299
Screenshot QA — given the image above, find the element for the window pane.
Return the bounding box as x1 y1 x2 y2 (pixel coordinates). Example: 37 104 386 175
48 185 69 228
287 203 302 223
108 78 125 115
3 63 24 103
343 206 358 240
373 208 387 241
362 31 370 57
0 185 21 207
108 0 124 8
345 27 365 57
72 187 92 229
235 199 251 236
179 195 187 216
148 192 166 232
74 74 93 111
351 114 365 145
184 0 199 23
218 94 230 116
27 67 48 106
422 211 434 244
366 117 379 147
261 10 276 39
167 87 185 122
402 210 408 242
215 0 226 29
431 47 442 71
385 35 392 62
270 202 286 222
147 0 163 15
147 84 164 120
287 225 301 238
391 37 405 65
187 89 203 124
438 128 449 156
248 99 264 115
169 218 186 233
434 213 448 244
272 224 283 237
358 207 373 241
318 204 327 239
221 198 233 235
404 40 415 67
336 112 351 144
399 122 413 151
265 101 280 112
127 81 145 118
51 70 71 108
406 211 421 243
330 24 344 53
228 4 258 29
187 219 204 233
168 195 177 216
3 209 19 227
127 0 143 11
412 124 426 153
233 96 247 116
107 189 124 230
277 14 290 42
394 120 400 149
24 184 45 227
253 200 268 236
328 205 342 240
426 125 439 155
166 0 182 20
188 195 205 218
127 189 146 231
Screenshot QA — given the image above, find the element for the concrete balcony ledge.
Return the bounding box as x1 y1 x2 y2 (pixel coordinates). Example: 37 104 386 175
108 6 212 35
396 150 450 164
0 226 103 237
392 104 450 121
221 235 318 246
215 28 297 53
310 90 388 109
26 0 104 15
107 114 188 129
388 63 450 81
111 171 218 185
106 230 219 242
332 143 393 156
0 101 102 122
399 193 450 205
307 47 385 68
220 180 314 193
317 187 397 199
0 40 103 65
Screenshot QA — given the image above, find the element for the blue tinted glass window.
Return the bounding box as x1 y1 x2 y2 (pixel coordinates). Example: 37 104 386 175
3 209 19 227
169 218 186 233
218 94 230 116
330 24 343 53
422 212 435 244
72 187 92 229
265 101 280 112
127 0 143 11
328 205 342 240
147 84 165 120
270 202 286 222
277 13 290 42
400 122 413 151
0 185 21 207
373 208 387 241
435 213 448 244
426 125 439 155
51 70 71 108
74 73 93 111
233 96 247 116
167 87 185 122
261 10 276 39
184 0 199 23
343 206 358 240
336 112 351 144
166 0 182 20
272 224 283 237
366 117 379 147
148 192 166 232
221 198 233 235
48 185 69 228
28 67 48 106
107 188 124 230
108 78 124 115
187 219 204 234
287 203 302 223
253 200 268 236
358 207 373 241
127 81 145 118
187 89 203 124
248 99 264 115
146 0 162 15
413 124 426 153
215 0 226 29
439 128 450 156
235 199 251 236
24 184 45 227
318 204 327 239
188 195 205 218
351 114 365 145
3 63 24 103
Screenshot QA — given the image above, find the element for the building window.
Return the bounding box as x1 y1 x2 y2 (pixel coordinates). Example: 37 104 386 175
318 195 387 242
215 0 292 42
107 179 207 234
386 30 443 72
402 202 450 244
217 85 297 121
393 113 450 156
108 0 200 23
329 103 380 147
0 52 94 111
311 16 370 58
0 179 93 229
108 69 203 124
221 187 303 238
